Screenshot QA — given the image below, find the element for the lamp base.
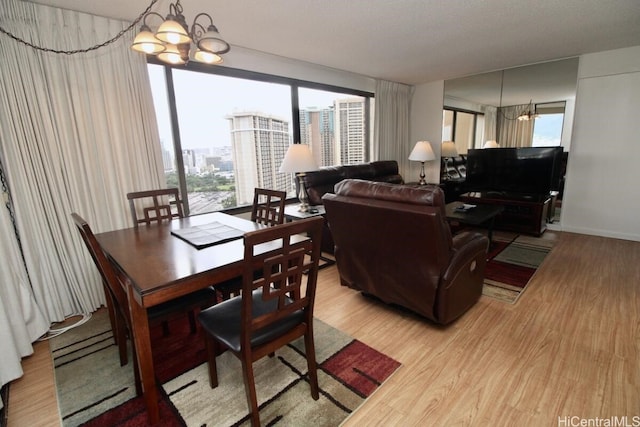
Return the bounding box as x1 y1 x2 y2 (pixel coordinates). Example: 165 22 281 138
296 173 310 212
297 201 310 212
418 162 426 185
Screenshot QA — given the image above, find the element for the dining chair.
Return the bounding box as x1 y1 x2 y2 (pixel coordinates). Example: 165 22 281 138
197 216 323 427
216 188 287 300
250 188 286 226
126 188 184 228
71 213 217 391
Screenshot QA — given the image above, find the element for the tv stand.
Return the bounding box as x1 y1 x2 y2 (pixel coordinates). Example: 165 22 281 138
459 192 551 236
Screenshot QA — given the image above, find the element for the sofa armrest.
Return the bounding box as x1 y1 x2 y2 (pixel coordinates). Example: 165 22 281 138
435 231 488 324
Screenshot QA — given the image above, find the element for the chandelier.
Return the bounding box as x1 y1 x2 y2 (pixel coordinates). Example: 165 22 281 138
131 0 230 66
517 100 540 121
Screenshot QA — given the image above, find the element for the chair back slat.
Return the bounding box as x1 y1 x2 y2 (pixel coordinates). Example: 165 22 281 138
127 188 184 228
251 188 286 226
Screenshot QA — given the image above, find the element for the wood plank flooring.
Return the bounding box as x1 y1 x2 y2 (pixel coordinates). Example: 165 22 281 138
8 231 640 426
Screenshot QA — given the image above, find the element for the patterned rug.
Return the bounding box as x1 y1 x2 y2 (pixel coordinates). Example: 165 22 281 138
482 232 556 303
51 309 401 426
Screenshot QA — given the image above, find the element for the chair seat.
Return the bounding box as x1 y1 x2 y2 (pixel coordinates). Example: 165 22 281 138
198 289 304 353
148 286 217 321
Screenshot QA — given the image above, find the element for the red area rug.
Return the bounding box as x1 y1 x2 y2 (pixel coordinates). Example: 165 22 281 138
482 232 555 303
51 310 400 426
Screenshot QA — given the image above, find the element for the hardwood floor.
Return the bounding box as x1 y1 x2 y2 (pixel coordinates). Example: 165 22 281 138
8 231 640 426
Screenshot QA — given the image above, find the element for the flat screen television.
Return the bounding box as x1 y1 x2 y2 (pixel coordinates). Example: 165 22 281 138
465 147 563 196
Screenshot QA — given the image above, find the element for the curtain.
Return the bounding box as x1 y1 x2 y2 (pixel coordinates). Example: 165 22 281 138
0 162 49 411
373 80 414 178
0 0 165 395
497 105 534 147
483 105 497 143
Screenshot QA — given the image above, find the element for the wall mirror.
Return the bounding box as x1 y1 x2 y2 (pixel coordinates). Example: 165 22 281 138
443 57 579 154
441 57 579 225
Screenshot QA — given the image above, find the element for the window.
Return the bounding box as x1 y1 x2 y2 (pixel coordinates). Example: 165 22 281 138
532 114 564 147
442 108 484 154
531 101 565 147
147 64 373 215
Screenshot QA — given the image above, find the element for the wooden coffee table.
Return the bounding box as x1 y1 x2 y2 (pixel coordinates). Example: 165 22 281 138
445 202 504 245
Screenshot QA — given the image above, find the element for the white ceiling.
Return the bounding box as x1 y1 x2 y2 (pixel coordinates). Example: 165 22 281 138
23 0 640 85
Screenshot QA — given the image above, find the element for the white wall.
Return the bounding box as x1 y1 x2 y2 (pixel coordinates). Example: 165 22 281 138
410 81 445 184
562 45 640 242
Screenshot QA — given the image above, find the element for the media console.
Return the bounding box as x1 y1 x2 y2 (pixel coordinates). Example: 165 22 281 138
459 191 551 236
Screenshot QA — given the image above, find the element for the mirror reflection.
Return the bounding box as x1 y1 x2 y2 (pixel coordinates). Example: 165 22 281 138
441 58 579 225
443 57 578 154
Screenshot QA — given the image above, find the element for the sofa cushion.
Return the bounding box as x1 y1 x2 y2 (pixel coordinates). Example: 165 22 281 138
334 179 444 207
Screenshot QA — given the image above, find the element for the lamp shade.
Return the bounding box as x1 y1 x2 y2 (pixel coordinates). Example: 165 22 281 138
155 19 191 45
157 43 186 65
408 141 435 162
131 26 165 54
483 140 500 148
279 144 318 173
441 141 458 158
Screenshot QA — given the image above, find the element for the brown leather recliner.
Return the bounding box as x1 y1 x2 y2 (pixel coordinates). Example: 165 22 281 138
322 179 488 325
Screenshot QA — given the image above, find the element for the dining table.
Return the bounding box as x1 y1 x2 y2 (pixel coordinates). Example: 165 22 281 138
94 211 300 424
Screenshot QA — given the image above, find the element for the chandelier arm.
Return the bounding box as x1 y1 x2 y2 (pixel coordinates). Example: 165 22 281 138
191 22 207 40
0 0 159 55
171 0 183 17
142 11 166 28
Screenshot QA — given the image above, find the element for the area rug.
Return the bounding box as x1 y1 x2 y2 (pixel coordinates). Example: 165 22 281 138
51 309 401 426
482 232 555 304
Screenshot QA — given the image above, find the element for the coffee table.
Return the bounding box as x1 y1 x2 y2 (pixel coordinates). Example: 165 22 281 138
445 202 504 245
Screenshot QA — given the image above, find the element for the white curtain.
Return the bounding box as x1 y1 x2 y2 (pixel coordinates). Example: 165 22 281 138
0 0 165 397
483 105 498 143
497 105 534 147
0 190 49 410
373 80 414 178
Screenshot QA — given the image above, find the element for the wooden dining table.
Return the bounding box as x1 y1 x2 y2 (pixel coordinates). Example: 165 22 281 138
94 212 296 424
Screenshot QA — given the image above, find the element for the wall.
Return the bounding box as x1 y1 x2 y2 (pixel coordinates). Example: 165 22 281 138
221 46 377 94
410 81 445 184
561 45 640 242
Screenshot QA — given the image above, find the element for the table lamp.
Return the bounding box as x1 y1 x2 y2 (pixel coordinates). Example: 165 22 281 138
483 140 500 148
279 144 318 212
441 141 459 180
408 141 435 185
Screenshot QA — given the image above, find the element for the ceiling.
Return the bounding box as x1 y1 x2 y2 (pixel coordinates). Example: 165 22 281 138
23 0 640 85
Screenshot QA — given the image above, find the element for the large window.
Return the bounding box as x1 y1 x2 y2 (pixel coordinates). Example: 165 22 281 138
148 64 373 215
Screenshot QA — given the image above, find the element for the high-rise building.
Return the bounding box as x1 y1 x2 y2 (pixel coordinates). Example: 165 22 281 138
227 112 293 205
299 107 334 167
300 97 366 167
334 97 366 165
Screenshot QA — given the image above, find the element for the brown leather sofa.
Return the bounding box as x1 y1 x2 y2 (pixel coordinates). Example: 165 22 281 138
322 179 488 325
302 160 404 206
301 160 404 253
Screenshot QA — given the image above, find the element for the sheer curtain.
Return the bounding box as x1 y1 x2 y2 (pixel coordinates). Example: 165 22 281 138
373 80 414 177
497 105 534 147
0 0 164 396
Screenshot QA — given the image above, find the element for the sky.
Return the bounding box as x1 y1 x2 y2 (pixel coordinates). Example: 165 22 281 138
148 64 352 150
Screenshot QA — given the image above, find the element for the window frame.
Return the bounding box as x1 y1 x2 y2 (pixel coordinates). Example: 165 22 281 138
147 58 374 214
